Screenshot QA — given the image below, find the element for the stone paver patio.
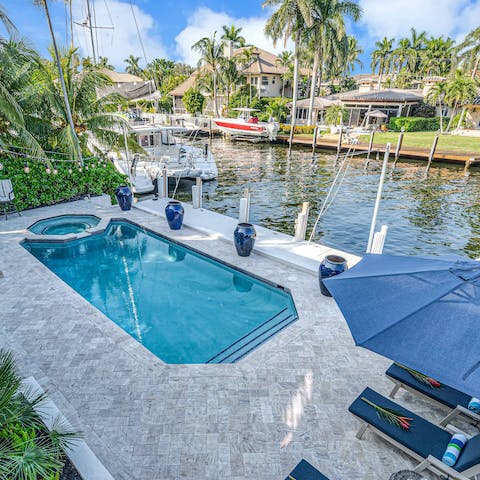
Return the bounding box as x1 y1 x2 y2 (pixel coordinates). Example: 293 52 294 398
0 198 449 479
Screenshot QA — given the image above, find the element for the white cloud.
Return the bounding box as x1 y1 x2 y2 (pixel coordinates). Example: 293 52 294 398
358 0 477 42
72 0 167 70
174 7 293 66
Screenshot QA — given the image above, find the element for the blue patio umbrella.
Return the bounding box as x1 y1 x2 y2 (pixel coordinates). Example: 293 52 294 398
324 253 480 398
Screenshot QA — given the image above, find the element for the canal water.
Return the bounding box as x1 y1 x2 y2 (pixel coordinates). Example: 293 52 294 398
175 137 480 258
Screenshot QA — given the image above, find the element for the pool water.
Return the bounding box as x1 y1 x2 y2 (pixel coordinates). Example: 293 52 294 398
23 221 297 364
28 215 100 235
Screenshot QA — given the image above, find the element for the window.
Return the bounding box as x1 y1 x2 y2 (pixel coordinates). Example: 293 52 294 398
272 77 275 84
139 135 149 147
262 76 268 86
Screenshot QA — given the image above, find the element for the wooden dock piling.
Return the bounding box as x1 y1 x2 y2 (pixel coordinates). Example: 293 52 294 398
425 134 440 176
367 130 375 161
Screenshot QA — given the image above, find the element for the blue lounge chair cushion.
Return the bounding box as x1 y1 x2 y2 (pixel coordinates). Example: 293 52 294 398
285 459 329 480
349 388 480 473
386 364 471 410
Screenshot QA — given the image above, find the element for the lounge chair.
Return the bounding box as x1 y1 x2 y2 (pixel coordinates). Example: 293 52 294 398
386 363 480 427
349 387 480 480
285 459 329 480
0 179 20 220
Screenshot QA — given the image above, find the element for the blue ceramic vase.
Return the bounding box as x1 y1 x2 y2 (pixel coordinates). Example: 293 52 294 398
165 200 184 230
234 223 256 257
319 255 348 296
115 185 133 211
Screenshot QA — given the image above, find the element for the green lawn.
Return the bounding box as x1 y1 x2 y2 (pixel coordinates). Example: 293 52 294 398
358 131 480 154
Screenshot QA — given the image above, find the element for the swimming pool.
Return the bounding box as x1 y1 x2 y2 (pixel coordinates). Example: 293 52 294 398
23 220 297 364
28 214 100 235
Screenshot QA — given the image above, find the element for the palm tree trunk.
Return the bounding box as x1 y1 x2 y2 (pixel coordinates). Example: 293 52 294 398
289 33 301 156
213 70 218 117
457 107 466 131
446 101 458 132
281 79 285 97
68 0 73 49
439 100 444 133
307 52 320 126
472 55 480 80
377 62 383 90
42 0 83 165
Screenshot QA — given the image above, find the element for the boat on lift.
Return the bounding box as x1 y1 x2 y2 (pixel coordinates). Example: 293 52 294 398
213 108 279 141
112 124 218 194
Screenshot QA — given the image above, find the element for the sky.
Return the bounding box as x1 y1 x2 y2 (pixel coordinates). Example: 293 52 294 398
4 0 480 73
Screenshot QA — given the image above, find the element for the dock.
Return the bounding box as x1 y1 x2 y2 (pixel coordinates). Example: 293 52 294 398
276 134 480 167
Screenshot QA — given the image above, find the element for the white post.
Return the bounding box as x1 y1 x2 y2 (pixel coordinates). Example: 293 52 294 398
239 198 248 223
192 186 200 208
196 177 202 208
159 167 168 198
366 143 391 253
294 202 310 242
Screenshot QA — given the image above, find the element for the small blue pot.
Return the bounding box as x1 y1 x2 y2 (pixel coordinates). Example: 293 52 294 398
115 185 133 211
319 255 348 296
234 223 256 257
165 200 184 230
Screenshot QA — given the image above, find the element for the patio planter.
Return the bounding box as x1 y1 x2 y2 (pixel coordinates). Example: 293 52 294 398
165 200 184 230
234 223 256 257
115 186 133 211
319 255 348 296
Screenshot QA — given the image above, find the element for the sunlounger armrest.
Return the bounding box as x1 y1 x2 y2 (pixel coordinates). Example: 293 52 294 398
414 455 469 480
440 405 480 427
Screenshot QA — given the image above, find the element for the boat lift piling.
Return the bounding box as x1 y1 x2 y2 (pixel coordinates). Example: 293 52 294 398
158 167 168 198
336 127 344 159
239 188 251 223
366 143 391 253
366 130 375 161
312 127 318 156
425 133 440 177
392 130 404 172
294 202 310 242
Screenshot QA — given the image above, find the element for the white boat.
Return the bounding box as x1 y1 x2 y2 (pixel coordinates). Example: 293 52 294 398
213 108 279 141
113 125 218 194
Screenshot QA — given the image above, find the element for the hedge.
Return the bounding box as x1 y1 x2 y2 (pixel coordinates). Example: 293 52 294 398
279 125 317 134
0 156 128 211
388 116 449 132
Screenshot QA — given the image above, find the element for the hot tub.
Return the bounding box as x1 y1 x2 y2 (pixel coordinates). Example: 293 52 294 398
28 215 101 235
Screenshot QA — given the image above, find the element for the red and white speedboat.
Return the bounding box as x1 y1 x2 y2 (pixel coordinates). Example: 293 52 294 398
213 108 279 141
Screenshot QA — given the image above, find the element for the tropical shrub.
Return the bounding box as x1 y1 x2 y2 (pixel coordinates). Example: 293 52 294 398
411 102 437 118
0 349 80 479
325 104 348 125
0 156 128 211
388 116 450 132
182 88 206 114
279 125 317 134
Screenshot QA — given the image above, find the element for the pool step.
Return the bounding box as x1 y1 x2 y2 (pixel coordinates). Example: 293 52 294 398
206 308 297 364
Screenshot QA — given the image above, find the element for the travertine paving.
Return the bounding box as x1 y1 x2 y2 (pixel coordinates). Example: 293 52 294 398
0 198 446 479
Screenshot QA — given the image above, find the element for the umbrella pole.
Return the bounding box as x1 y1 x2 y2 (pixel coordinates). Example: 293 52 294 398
366 143 391 253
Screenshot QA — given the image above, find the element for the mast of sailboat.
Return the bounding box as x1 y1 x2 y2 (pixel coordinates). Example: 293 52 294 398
85 0 96 63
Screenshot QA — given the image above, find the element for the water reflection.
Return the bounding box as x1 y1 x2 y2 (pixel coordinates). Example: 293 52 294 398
174 138 480 258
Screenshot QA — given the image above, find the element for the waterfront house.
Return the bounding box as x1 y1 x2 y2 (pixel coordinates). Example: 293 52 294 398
463 95 480 130
99 69 157 102
170 44 302 115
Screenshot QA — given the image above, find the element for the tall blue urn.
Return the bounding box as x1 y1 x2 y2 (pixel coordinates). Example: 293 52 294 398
165 200 184 230
233 223 256 257
319 255 348 296
115 185 133 211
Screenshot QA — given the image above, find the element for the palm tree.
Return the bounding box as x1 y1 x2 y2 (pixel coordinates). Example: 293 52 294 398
220 58 243 114
32 48 130 156
425 81 447 132
34 0 83 164
305 0 362 124
263 0 313 151
0 349 80 479
0 39 48 159
124 55 142 76
393 38 411 76
444 69 478 131
456 27 480 79
405 27 427 75
192 33 224 116
236 46 256 99
371 37 394 89
221 25 246 48
276 50 294 96
343 36 363 75
98 56 114 70
421 36 454 77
